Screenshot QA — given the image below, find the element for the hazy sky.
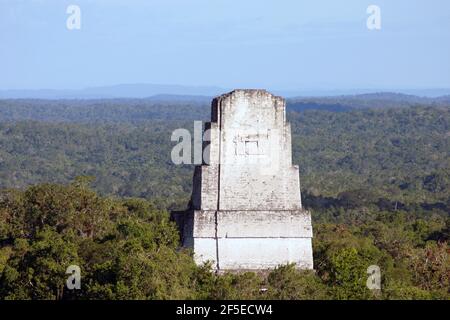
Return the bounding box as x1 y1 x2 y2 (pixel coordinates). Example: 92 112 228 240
1 0 450 90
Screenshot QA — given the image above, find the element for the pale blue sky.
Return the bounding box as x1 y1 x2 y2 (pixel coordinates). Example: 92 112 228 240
1 0 449 91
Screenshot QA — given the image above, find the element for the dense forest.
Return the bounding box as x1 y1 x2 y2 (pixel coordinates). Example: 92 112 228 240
0 97 448 299
0 103 448 208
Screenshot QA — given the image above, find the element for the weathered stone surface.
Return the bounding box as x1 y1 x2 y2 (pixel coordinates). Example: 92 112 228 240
182 89 313 270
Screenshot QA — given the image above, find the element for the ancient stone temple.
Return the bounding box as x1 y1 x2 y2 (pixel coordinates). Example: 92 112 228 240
179 89 313 270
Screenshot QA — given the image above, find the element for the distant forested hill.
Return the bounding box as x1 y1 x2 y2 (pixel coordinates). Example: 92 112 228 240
1 93 449 122
0 99 209 122
291 107 450 204
0 100 448 210
288 92 450 112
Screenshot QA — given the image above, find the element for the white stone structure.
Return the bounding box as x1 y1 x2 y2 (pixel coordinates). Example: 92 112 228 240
180 89 313 271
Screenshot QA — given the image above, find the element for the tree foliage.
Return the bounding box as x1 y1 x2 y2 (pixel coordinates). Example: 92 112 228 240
0 182 447 300
0 100 448 299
